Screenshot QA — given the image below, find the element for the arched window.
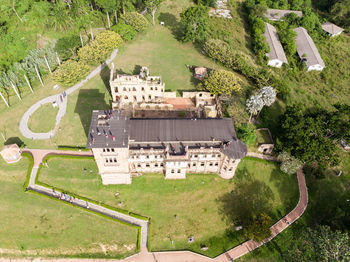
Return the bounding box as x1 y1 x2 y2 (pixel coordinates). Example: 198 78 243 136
123 87 127 91
142 87 145 91
150 87 153 91
133 87 136 91
124 95 128 100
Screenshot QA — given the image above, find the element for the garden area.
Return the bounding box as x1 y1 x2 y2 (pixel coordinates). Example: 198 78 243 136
0 155 138 258
37 155 298 257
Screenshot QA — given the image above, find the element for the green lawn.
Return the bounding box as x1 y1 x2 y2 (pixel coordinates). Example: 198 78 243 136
38 156 298 257
28 103 59 133
0 155 138 258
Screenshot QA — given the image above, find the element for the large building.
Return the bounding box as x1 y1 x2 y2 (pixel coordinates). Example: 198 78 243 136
264 22 288 68
110 65 218 118
86 110 247 184
293 27 325 71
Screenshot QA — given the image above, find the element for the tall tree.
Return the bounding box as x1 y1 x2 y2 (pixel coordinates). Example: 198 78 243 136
180 5 209 42
144 0 163 25
246 95 264 121
202 69 242 95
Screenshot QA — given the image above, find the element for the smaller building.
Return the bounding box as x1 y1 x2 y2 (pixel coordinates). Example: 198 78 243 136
264 23 288 68
256 128 274 155
293 27 325 71
321 22 344 37
194 67 207 80
265 9 302 21
0 144 22 164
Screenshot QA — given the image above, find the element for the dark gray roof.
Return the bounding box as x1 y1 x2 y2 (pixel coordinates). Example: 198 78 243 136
265 9 302 21
293 27 325 68
86 110 129 148
86 111 247 159
264 23 288 64
129 118 236 142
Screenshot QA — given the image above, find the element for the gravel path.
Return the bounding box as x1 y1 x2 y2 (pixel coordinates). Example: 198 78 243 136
19 49 118 140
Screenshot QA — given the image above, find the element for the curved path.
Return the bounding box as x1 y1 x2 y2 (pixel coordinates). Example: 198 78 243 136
19 49 118 140
19 152 307 262
23 148 149 249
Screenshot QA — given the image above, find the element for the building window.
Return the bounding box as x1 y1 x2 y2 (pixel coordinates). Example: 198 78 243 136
137 164 141 168
171 169 174 173
193 163 196 167
146 164 150 168
155 87 158 91
111 148 114 152
216 154 220 157
177 169 181 173
105 159 108 163
229 167 233 171
188 163 191 167
160 163 164 167
201 162 205 167
155 163 158 167
209 163 213 166
103 148 106 152
215 162 219 166
223 166 227 171
123 87 126 91
133 87 136 91
194 154 198 158
124 95 128 100
142 87 145 91
114 158 117 163
150 87 153 91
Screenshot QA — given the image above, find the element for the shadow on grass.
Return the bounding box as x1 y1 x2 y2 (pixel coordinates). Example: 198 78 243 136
74 89 109 137
4 137 24 147
158 12 183 40
217 168 274 229
99 64 111 97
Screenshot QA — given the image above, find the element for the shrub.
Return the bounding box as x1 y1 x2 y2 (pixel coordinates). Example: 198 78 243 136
194 0 216 7
202 69 242 95
237 123 257 145
111 22 137 41
226 97 250 126
52 60 90 86
277 152 303 175
55 35 81 61
121 12 149 32
78 30 122 64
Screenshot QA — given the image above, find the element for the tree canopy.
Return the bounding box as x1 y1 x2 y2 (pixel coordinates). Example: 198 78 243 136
202 69 242 95
180 5 209 42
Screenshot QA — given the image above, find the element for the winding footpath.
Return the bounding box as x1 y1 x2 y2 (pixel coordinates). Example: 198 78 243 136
18 151 308 262
23 148 149 249
19 49 119 140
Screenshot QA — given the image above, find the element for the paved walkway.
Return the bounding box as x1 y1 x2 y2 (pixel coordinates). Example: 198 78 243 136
23 148 149 249
19 49 118 140
16 152 307 262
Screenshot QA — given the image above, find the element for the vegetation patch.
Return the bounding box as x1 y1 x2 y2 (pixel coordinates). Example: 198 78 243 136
28 103 59 133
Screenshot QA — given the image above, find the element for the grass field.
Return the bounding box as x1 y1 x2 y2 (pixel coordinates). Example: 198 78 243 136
0 155 138 258
38 156 298 257
28 103 59 133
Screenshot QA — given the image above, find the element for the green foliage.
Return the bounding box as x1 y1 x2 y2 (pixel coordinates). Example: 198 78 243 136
121 12 149 32
237 123 257 145
277 22 297 56
244 213 272 242
194 0 216 7
283 225 350 261
330 0 350 31
111 22 137 41
276 106 341 169
55 35 81 61
277 151 303 175
226 96 250 126
0 32 29 70
52 60 90 86
180 5 209 42
202 69 242 95
78 30 123 64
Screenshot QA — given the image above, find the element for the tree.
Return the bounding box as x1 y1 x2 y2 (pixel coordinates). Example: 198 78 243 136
78 30 123 64
111 22 137 41
180 6 209 42
237 123 257 145
226 96 250 126
121 12 149 32
144 0 164 26
202 69 242 95
55 35 81 61
284 226 350 262
277 151 303 175
259 86 276 106
276 106 340 169
244 213 272 242
246 95 264 121
52 60 90 86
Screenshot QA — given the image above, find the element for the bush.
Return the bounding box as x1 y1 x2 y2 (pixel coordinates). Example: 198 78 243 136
121 12 149 32
226 96 250 126
111 22 137 41
52 60 90 86
237 123 257 145
202 69 242 95
55 35 81 61
194 0 216 7
277 152 303 175
78 30 122 65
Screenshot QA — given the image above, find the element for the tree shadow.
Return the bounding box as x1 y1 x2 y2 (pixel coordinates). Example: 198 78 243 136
158 12 183 40
4 137 24 147
132 65 142 75
74 89 109 137
99 64 111 97
217 174 274 229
